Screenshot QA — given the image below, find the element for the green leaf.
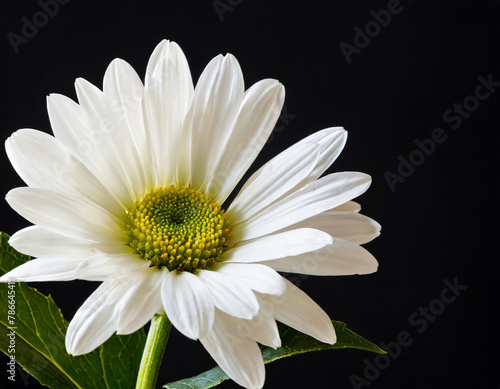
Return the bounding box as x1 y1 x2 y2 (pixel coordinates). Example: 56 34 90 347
0 231 146 388
164 314 385 388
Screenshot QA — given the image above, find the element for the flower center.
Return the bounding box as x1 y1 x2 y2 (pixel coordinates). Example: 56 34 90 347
124 185 231 272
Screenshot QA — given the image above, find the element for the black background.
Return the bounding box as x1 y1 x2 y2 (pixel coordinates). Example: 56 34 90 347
0 0 499 388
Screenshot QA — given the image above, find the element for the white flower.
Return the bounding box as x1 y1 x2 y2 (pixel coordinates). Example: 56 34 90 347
1 40 380 389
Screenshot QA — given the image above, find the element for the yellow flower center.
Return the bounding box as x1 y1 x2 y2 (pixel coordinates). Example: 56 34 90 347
124 185 231 272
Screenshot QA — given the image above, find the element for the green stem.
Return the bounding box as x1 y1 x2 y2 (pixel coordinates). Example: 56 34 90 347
135 313 172 389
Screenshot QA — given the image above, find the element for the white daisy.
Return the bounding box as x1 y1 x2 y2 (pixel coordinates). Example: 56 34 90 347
1 40 380 389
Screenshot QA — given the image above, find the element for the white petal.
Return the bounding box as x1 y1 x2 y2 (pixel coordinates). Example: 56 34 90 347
281 127 347 194
0 255 87 282
0 252 148 283
9 226 129 257
6 187 125 243
76 76 150 200
200 310 265 389
66 277 132 355
222 228 332 264
233 172 372 240
98 59 152 190
228 142 320 221
262 238 379 276
331 201 361 212
281 211 381 244
144 40 193 186
5 129 122 216
197 270 259 320
9 226 94 257
161 270 214 340
47 93 139 207
73 253 149 281
263 278 336 344
205 79 285 203
185 54 245 191
117 268 166 334
213 263 286 296
175 53 218 186
239 299 281 349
